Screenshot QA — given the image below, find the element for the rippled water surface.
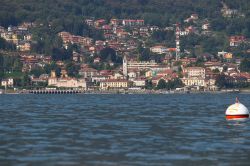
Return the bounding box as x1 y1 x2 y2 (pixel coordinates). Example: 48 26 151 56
1 94 250 165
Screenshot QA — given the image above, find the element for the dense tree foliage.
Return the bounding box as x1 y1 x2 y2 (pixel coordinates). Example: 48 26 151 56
0 54 22 73
181 33 228 56
0 54 4 78
0 37 16 50
150 30 175 47
215 74 227 88
239 58 250 72
0 0 249 31
215 73 249 89
99 47 122 64
66 62 80 77
157 79 167 89
157 78 184 90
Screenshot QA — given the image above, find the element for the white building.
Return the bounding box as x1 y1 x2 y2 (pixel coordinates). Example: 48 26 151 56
127 60 158 70
122 19 144 26
100 79 131 90
1 78 14 87
183 67 205 78
182 77 206 87
182 67 206 88
150 46 168 54
132 78 146 88
123 56 159 76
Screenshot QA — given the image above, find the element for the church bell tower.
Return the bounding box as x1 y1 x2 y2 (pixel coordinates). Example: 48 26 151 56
123 55 128 77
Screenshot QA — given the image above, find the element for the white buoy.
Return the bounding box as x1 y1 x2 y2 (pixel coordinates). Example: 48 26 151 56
225 97 249 120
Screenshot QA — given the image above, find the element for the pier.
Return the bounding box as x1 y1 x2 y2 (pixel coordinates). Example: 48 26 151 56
26 90 84 94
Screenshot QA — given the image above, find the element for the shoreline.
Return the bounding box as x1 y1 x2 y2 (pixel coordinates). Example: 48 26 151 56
1 89 250 95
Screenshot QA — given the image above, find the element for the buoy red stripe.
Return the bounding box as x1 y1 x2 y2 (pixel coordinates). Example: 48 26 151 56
226 114 249 119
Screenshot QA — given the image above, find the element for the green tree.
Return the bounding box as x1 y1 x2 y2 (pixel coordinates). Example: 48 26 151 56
13 58 23 71
212 68 220 73
137 42 144 54
100 47 122 64
139 48 151 61
66 62 80 77
215 74 227 88
239 58 250 72
30 67 45 77
164 78 184 90
157 79 167 89
145 79 153 89
0 37 16 50
44 62 61 76
0 54 4 79
21 73 31 88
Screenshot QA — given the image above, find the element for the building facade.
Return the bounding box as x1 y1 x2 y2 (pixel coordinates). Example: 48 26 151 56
183 67 205 78
150 46 168 54
182 77 206 87
48 70 87 89
100 79 131 90
1 78 14 87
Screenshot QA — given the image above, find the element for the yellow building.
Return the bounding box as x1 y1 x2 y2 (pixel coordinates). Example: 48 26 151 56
100 79 131 90
48 70 87 89
224 53 233 59
11 34 19 44
1 33 19 44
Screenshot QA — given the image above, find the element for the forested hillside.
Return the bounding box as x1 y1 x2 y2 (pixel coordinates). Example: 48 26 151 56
0 0 249 27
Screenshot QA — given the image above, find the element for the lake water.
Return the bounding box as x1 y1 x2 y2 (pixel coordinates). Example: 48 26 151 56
0 94 250 165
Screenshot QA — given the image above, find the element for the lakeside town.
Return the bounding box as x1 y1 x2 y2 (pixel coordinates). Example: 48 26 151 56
1 4 250 94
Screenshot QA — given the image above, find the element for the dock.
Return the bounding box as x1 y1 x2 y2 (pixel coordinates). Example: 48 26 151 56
25 89 84 94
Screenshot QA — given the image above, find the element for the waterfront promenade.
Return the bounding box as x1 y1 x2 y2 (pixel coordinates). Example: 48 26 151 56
1 88 249 95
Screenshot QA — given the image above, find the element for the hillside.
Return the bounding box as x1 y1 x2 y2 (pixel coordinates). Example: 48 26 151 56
0 1 250 90
0 0 249 27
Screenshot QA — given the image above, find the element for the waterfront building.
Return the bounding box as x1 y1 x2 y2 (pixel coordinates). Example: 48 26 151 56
48 70 87 89
182 77 206 87
182 67 206 88
1 78 14 87
99 79 131 90
132 78 146 88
